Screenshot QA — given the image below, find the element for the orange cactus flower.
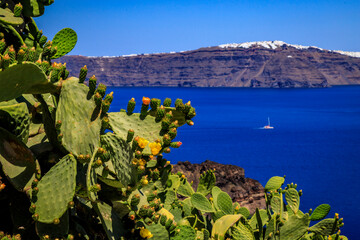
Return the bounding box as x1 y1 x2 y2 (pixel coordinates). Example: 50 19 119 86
142 97 151 105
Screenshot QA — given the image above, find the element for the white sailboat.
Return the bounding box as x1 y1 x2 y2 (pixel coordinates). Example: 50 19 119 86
263 117 274 129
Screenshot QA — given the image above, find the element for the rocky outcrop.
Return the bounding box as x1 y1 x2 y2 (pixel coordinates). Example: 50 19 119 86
173 160 265 214
58 41 360 88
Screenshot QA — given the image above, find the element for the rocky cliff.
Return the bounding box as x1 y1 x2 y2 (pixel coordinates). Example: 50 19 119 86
173 160 265 214
58 41 360 88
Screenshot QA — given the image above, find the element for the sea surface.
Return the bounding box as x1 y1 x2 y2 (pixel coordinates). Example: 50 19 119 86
108 86 360 238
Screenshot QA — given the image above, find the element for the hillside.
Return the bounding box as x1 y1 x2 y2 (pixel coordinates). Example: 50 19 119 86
58 41 360 88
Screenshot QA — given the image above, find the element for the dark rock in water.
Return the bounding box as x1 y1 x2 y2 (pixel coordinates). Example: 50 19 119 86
58 41 360 88
172 160 266 214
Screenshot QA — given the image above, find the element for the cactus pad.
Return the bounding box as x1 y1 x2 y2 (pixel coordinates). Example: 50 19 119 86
285 188 300 214
0 102 30 143
108 112 163 154
309 218 337 235
35 211 69 238
279 214 310 240
51 28 77 59
0 127 36 191
0 62 57 102
146 223 169 240
86 149 100 201
109 111 162 141
211 214 242 240
170 225 196 240
100 133 135 187
270 195 281 214
0 8 24 25
249 209 268 229
56 77 101 157
197 170 216 196
33 154 77 223
264 176 285 191
94 201 126 240
190 193 214 213
231 222 254 240
177 178 194 197
20 0 45 17
310 204 331 221
215 191 233 214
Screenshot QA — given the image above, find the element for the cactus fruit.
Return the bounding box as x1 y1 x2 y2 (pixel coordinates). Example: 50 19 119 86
14 3 23 17
79 65 88 83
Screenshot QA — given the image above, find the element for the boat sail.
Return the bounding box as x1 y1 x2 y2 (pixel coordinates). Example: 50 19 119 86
263 117 274 129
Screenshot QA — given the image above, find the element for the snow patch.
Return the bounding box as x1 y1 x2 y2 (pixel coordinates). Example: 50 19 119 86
218 40 360 58
219 40 323 51
333 50 360 58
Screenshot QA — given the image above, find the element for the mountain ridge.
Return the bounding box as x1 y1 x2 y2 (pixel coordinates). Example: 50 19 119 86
58 41 360 88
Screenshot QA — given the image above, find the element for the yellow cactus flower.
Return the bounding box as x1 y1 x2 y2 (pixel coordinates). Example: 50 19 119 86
138 137 149 149
140 228 153 239
138 159 147 166
149 142 162 155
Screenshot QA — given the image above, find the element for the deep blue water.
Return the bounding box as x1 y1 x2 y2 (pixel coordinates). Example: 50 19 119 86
108 86 360 238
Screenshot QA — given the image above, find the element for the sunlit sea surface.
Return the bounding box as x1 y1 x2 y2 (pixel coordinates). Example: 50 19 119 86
108 86 360 238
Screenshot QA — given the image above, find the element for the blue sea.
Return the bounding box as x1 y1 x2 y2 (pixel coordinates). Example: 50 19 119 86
108 86 360 238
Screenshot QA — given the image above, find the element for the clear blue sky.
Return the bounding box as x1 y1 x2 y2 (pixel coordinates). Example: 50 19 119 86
36 0 360 56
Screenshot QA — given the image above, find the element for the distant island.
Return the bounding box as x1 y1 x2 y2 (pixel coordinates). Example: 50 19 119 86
58 41 360 88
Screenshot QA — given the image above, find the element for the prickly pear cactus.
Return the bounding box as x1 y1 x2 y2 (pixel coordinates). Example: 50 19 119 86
0 1 348 239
